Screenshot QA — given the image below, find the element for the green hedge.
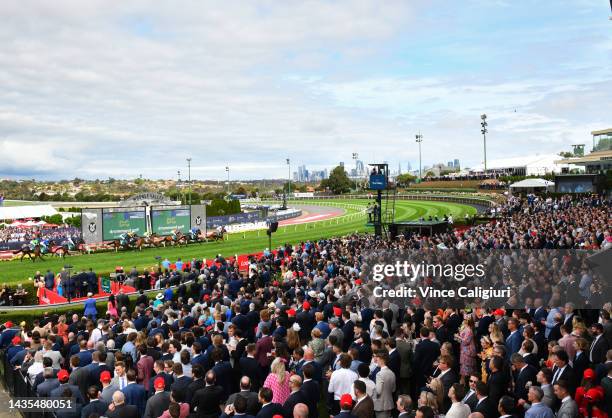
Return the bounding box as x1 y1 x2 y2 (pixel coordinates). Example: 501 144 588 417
405 187 478 193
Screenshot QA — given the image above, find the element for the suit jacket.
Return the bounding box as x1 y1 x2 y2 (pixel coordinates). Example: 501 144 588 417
101 384 119 404
137 355 154 391
523 353 539 369
301 379 320 418
551 365 576 395
212 361 234 399
192 385 225 416
106 403 139 418
395 339 413 379
505 331 524 357
412 339 440 388
239 357 263 390
373 367 395 412
487 371 508 405
81 399 109 418
69 367 91 401
37 378 60 397
334 412 357 418
590 335 609 365
171 375 193 401
122 382 147 416
50 383 85 404
514 365 538 401
186 378 206 404
227 391 261 416
255 335 274 368
256 402 284 418
388 350 400 383
556 398 579 418
143 391 171 418
283 390 306 418
352 396 374 418
462 389 477 411
473 397 497 418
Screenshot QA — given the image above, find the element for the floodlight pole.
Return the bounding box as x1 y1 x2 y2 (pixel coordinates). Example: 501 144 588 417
225 166 230 195
186 158 192 205
481 114 488 173
352 152 359 191
415 133 423 179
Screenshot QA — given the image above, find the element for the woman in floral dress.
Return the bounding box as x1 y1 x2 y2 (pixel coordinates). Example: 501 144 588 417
459 316 477 384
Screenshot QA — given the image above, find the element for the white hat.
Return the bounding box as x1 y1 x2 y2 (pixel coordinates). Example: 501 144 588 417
308 290 317 298
292 323 301 332
156 293 164 300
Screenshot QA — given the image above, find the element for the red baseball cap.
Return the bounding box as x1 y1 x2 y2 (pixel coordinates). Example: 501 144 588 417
333 306 342 317
273 415 283 418
100 371 112 383
340 393 353 408
11 336 21 345
154 377 165 390
493 309 505 316
355 279 362 285
57 369 70 382
583 368 595 380
5 321 13 328
287 309 296 316
302 301 311 310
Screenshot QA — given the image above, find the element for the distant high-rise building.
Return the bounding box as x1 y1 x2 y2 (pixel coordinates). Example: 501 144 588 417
406 161 412 171
447 161 453 168
454 159 460 169
339 162 344 168
397 162 402 175
355 160 365 176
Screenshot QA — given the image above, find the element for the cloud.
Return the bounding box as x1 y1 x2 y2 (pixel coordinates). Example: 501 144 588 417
0 0 609 179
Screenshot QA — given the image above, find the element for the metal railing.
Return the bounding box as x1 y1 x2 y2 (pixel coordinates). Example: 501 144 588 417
1 349 58 418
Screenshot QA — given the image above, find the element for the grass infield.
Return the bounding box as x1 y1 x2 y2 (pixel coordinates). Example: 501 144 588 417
0 199 476 285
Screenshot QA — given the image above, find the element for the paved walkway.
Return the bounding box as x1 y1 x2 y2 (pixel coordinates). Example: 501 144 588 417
0 383 21 418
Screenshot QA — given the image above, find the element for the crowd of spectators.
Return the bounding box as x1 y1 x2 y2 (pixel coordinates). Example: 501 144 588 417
0 194 610 418
0 226 80 244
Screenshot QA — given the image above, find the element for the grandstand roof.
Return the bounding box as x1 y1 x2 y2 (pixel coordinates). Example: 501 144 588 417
0 204 58 220
509 178 555 189
469 153 564 172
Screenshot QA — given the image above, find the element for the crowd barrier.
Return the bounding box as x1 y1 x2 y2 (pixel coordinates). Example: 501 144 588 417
1 349 58 418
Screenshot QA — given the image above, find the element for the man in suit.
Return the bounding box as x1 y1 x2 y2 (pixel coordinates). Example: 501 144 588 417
144 377 171 418
186 364 207 405
112 361 129 391
590 323 609 365
148 360 173 396
283 375 306 418
352 380 374 418
256 387 284 418
524 386 554 418
562 303 575 333
335 394 358 418
511 353 537 403
50 369 85 404
240 344 264 390
550 351 576 395
432 355 458 412
300 349 323 383
385 338 400 388
341 311 355 352
497 396 516 418
192 371 226 417
37 367 60 397
212 347 234 399
68 355 90 401
116 289 130 313
100 370 119 404
106 391 138 418
255 326 274 369
505 318 524 358
221 394 256 418
473 381 497 418
170 362 193 401
432 316 449 343
300 363 320 418
487 356 509 407
122 369 147 416
227 376 261 416
412 327 440 396
553 380 579 418
395 327 413 396
81 386 109 418
462 375 479 411
373 351 395 418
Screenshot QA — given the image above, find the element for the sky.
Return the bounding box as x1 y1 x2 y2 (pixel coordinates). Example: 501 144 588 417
0 0 611 180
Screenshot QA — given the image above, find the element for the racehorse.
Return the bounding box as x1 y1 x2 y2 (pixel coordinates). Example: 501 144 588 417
172 231 189 246
50 237 88 258
13 244 45 262
205 227 226 242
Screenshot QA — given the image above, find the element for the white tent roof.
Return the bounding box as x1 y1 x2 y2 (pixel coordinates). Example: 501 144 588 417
509 178 555 188
470 154 563 173
0 204 58 220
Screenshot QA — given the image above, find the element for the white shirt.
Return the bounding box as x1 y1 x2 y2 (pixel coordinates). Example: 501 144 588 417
328 368 358 400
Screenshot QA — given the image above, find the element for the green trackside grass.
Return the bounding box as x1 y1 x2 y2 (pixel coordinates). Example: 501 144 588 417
0 199 476 285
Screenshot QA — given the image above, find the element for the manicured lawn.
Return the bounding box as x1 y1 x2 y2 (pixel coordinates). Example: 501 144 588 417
0 199 476 285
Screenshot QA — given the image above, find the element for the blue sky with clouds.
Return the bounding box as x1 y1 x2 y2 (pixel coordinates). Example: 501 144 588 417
0 0 610 180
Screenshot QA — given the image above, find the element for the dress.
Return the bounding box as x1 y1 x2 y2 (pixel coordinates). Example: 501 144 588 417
459 327 476 377
107 301 118 317
480 346 493 382
263 371 291 404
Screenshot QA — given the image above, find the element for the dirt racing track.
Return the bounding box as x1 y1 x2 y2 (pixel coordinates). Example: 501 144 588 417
279 204 346 225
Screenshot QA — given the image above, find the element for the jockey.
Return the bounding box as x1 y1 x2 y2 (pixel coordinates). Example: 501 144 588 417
119 232 129 246
40 239 49 254
65 236 75 251
29 238 40 251
190 227 199 239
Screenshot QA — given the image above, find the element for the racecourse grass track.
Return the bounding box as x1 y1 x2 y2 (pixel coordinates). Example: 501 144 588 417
0 199 477 285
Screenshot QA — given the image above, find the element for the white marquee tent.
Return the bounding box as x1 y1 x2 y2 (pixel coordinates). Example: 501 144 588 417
0 205 59 221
